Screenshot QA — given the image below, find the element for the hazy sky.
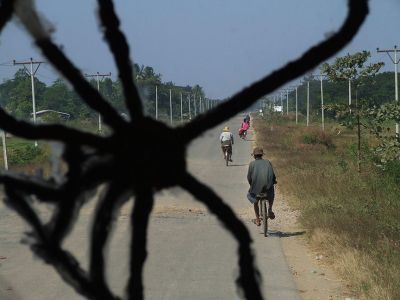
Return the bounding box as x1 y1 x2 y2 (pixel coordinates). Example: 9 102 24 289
0 0 399 99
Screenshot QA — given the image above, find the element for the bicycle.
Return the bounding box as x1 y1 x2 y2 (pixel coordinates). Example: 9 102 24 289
223 144 231 166
257 193 269 237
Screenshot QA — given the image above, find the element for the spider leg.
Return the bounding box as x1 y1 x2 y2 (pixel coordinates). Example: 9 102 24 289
127 185 154 300
0 0 15 32
180 172 263 300
90 181 130 299
0 108 106 148
49 154 114 245
37 39 126 131
0 174 61 202
179 0 369 142
3 187 100 299
97 0 144 121
13 1 126 132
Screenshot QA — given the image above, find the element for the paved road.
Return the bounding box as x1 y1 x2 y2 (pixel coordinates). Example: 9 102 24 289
0 117 300 299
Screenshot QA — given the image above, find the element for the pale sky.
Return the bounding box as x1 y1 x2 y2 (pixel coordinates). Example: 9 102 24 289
0 0 399 99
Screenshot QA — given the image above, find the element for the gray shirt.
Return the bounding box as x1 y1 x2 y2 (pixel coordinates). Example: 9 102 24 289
247 158 276 195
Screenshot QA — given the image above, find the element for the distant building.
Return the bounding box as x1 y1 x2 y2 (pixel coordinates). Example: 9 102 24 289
273 106 283 112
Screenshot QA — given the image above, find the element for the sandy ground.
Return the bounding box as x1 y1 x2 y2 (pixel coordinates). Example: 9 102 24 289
0 117 352 299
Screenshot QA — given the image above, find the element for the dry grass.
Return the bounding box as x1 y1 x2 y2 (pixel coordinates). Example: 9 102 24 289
311 229 400 300
253 115 400 300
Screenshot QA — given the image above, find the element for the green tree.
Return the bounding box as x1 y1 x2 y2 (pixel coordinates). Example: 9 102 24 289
322 51 384 106
365 103 400 164
0 69 46 119
322 51 384 172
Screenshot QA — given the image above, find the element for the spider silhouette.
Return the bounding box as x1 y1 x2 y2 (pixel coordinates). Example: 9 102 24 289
0 1 368 299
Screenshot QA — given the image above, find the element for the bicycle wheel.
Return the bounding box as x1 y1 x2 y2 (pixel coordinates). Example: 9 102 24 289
262 200 268 237
225 149 229 166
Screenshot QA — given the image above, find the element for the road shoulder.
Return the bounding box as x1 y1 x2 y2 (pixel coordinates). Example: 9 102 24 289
272 194 354 299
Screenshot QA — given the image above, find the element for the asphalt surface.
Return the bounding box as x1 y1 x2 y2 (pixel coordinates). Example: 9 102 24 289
0 117 300 299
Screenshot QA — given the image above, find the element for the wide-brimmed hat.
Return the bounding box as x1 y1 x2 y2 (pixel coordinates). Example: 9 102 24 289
253 147 264 156
223 126 230 132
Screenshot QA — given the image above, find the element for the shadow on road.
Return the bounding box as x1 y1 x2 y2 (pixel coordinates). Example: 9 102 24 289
266 230 306 238
228 164 248 167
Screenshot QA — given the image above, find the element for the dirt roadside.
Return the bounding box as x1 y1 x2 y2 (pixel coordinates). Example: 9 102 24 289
250 126 356 300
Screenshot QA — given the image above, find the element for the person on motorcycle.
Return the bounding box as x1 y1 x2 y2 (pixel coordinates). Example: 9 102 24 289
247 147 277 226
220 126 234 162
244 114 250 126
239 118 250 139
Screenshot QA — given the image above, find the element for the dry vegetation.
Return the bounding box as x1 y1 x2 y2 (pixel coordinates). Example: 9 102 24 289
253 115 400 300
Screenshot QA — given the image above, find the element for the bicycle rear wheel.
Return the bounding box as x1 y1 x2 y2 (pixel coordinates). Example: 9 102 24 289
262 200 268 237
225 149 229 166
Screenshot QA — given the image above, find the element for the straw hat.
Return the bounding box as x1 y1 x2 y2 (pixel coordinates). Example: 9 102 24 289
223 126 230 132
252 147 264 156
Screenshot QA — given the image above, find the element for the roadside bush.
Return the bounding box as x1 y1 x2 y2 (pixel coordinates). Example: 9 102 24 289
292 128 335 149
8 144 47 165
382 160 400 183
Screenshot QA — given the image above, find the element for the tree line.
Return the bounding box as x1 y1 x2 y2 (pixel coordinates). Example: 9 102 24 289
0 64 208 121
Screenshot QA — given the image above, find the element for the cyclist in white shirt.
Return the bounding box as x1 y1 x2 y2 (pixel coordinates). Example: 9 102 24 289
219 126 234 162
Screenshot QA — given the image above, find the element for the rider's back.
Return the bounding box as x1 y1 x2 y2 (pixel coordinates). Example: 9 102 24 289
220 131 233 143
247 159 275 195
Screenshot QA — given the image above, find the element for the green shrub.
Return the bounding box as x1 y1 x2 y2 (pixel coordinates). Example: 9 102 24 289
383 160 400 183
296 128 335 149
8 144 47 165
302 133 318 144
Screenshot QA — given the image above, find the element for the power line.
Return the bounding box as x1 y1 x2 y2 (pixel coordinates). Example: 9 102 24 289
0 61 14 67
377 45 400 136
84 72 111 133
13 58 45 147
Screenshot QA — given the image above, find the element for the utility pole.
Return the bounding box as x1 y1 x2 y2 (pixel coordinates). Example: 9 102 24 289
13 58 45 147
84 72 111 133
307 81 310 126
1 130 8 170
199 97 202 114
377 45 400 136
188 94 192 120
155 85 158 120
169 89 173 125
180 92 183 123
312 73 327 130
295 86 298 124
290 86 299 124
318 74 327 131
282 89 291 115
193 94 197 117
300 80 310 126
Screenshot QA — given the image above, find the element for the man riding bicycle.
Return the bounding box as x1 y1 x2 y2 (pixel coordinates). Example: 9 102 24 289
247 147 277 226
220 126 234 162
